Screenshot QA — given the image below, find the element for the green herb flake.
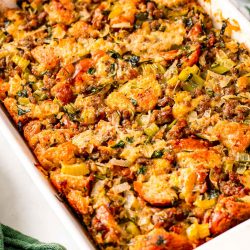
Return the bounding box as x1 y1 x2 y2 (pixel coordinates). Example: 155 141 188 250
208 189 220 199
126 137 134 143
151 149 164 159
111 140 125 148
130 98 137 106
156 236 165 246
220 20 227 35
102 10 110 16
17 106 30 116
109 63 117 77
17 89 28 97
168 119 177 129
183 17 193 28
128 55 140 67
137 166 147 175
135 12 148 21
87 67 96 75
88 85 105 95
94 174 106 180
108 50 121 59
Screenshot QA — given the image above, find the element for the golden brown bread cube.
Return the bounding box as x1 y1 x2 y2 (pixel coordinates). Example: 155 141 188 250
35 142 78 170
91 205 121 244
4 97 29 125
134 175 178 207
129 228 192 250
209 196 250 235
50 169 92 195
66 189 91 215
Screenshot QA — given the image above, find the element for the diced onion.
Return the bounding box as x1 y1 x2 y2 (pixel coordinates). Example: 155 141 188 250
109 158 130 167
111 182 130 193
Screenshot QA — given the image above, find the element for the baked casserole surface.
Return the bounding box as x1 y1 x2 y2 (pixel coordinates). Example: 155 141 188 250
0 0 250 249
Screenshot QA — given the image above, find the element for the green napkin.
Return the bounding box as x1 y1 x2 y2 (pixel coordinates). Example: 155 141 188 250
0 224 66 250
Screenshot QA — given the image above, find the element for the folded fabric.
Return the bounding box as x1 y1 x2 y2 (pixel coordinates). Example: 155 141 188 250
0 224 66 250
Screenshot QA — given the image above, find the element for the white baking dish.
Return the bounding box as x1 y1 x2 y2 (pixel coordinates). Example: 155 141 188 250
0 107 95 250
0 0 249 249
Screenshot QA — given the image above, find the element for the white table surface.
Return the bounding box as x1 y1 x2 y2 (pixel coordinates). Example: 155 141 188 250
0 132 80 250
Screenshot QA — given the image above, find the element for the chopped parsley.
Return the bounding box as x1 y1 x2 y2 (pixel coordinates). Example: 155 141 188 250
87 67 96 75
111 140 125 148
151 149 164 159
17 106 30 116
156 235 165 246
17 89 28 97
128 55 140 67
108 50 121 59
137 166 147 175
126 137 134 143
130 98 137 106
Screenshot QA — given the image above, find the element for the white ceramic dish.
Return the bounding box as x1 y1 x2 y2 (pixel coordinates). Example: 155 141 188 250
0 107 95 250
0 0 249 249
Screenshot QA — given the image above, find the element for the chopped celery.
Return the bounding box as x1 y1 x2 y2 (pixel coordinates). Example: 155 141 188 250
235 152 250 171
182 73 204 92
211 65 229 74
182 80 196 92
22 69 31 81
168 119 177 129
179 65 204 91
140 63 165 76
61 162 89 176
31 81 44 91
126 222 140 236
137 114 150 127
192 74 205 86
33 90 48 101
18 97 30 105
144 123 159 137
150 63 166 74
64 103 76 114
111 140 125 148
215 50 236 70
236 152 250 162
179 65 199 82
12 55 30 71
236 165 247 175
167 75 179 86
0 31 6 45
